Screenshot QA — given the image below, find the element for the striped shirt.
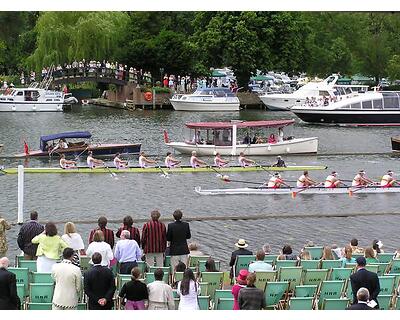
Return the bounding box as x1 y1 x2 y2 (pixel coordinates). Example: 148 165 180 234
88 227 115 249
116 226 141 245
141 220 167 254
17 220 45 256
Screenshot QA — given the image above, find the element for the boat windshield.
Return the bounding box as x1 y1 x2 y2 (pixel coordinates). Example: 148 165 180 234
194 87 235 97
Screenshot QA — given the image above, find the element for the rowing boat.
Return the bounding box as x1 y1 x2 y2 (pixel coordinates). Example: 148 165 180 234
1 165 327 175
194 186 400 195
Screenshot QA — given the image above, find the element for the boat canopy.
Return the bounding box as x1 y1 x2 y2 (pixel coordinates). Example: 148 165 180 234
194 87 235 97
185 119 295 130
40 131 92 150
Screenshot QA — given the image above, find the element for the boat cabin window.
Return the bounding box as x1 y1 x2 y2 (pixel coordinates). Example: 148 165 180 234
362 100 372 109
350 103 361 109
24 90 39 101
382 92 400 109
16 91 23 96
345 87 352 95
373 99 383 109
318 90 330 96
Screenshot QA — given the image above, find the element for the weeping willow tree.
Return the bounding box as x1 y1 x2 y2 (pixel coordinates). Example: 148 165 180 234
27 12 129 70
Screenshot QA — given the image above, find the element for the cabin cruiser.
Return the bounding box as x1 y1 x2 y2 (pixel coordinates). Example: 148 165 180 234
170 87 240 111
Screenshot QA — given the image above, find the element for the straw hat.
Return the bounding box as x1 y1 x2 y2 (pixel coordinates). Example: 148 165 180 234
235 239 248 248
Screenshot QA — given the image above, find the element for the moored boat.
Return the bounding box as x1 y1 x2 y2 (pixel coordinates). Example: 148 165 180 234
391 136 400 152
14 131 141 158
164 119 318 156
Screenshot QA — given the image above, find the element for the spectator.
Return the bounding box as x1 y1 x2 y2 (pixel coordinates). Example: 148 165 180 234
278 245 298 261
84 252 116 310
321 246 334 260
116 215 140 244
172 261 187 288
114 230 142 274
231 269 248 310
300 250 311 260
346 287 373 310
86 230 113 267
372 240 384 255
350 257 380 309
340 245 356 267
141 210 167 267
51 248 82 310
331 244 343 259
88 216 115 249
364 247 379 264
118 267 148 310
177 268 200 310
188 242 203 257
0 216 10 258
166 210 191 271
262 244 272 255
238 272 266 310
205 258 217 272
147 268 175 310
248 250 273 272
0 257 20 310
229 239 252 280
31 222 68 272
350 238 364 254
61 222 85 267
17 210 44 260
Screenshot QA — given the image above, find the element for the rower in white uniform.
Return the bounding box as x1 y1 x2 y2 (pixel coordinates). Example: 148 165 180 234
380 170 397 187
214 152 229 168
238 152 255 167
267 173 290 189
138 151 157 168
113 153 128 169
165 152 181 169
324 171 342 188
352 170 375 187
87 151 104 169
59 154 77 169
297 170 318 188
190 151 207 168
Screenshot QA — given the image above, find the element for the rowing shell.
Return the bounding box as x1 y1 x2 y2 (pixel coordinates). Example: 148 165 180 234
194 186 400 195
1 165 327 174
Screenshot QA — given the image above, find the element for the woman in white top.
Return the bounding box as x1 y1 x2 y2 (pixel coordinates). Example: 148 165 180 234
61 222 85 255
86 230 113 267
177 268 200 310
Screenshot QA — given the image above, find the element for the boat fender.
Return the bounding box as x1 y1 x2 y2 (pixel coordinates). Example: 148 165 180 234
267 145 272 151
286 147 290 153
32 105 36 111
144 91 153 101
163 130 170 143
12 106 16 111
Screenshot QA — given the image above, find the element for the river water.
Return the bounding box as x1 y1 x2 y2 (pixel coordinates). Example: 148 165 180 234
1 105 399 267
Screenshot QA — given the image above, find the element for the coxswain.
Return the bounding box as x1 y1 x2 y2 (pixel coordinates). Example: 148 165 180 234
59 154 77 169
190 151 207 168
238 152 255 167
352 170 375 187
87 151 104 169
267 173 289 189
324 171 341 188
113 153 128 169
297 170 318 188
138 151 157 168
380 170 397 187
273 155 286 167
165 152 181 169
214 152 229 168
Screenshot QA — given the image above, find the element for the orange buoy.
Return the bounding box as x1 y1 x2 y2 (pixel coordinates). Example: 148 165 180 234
144 91 153 101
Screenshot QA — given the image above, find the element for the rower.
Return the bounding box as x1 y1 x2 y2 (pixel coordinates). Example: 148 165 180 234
273 156 286 168
87 151 104 169
238 152 255 167
297 170 317 188
165 152 181 169
380 170 397 187
324 171 341 188
113 152 128 169
214 152 229 168
59 154 77 169
267 173 289 189
190 151 207 168
139 151 156 168
352 170 375 186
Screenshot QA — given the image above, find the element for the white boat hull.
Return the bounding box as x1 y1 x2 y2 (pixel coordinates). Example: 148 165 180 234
166 137 318 156
0 101 64 112
170 99 240 111
195 186 400 195
260 95 304 111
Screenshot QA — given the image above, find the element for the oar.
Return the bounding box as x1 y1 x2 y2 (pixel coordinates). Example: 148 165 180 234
74 145 91 160
254 161 275 177
0 165 5 175
291 182 323 199
221 177 265 185
157 165 169 178
348 182 380 197
104 164 118 179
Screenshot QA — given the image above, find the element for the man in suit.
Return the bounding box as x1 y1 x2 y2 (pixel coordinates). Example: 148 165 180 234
229 239 253 281
84 252 116 310
350 257 380 309
51 247 82 310
166 209 191 271
346 287 374 310
0 257 20 310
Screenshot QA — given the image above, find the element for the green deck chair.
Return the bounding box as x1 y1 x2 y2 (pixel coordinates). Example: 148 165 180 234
27 302 53 310
370 263 389 276
148 266 170 283
395 296 400 310
117 273 132 291
317 280 345 309
15 255 24 267
188 255 211 269
321 260 342 270
321 298 350 310
198 260 221 273
199 282 209 296
304 247 323 260
19 260 37 273
216 298 234 310
300 260 321 270
198 295 210 310
79 256 91 273
294 284 318 298
346 280 353 300
264 281 289 309
9 267 30 296
17 283 25 309
164 255 171 268
352 253 364 260
213 290 232 310
302 268 329 286
136 261 148 274
345 263 357 270
32 272 53 283
378 253 395 263
29 283 54 303
234 255 256 278
378 275 395 296
330 268 353 281
145 271 169 284
201 272 224 300
173 271 184 284
264 255 279 264
365 264 379 274
287 297 314 310
278 267 303 292
174 297 180 310
77 303 87 310
254 271 277 290
389 259 400 274
378 294 393 310
275 259 298 271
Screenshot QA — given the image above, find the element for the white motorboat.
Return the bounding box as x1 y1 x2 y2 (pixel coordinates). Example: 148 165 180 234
170 87 240 111
195 186 400 196
164 119 318 156
259 74 339 111
0 87 77 112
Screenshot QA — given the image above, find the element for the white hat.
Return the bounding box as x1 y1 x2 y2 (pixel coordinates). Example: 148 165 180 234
235 239 248 248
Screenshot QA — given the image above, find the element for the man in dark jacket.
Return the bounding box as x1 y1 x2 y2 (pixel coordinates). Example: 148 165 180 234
346 287 374 310
238 272 266 310
166 209 191 270
84 252 116 310
17 211 44 260
229 238 253 280
350 257 380 309
0 257 20 310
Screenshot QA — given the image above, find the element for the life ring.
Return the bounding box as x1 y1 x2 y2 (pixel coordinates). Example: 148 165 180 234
144 91 153 101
